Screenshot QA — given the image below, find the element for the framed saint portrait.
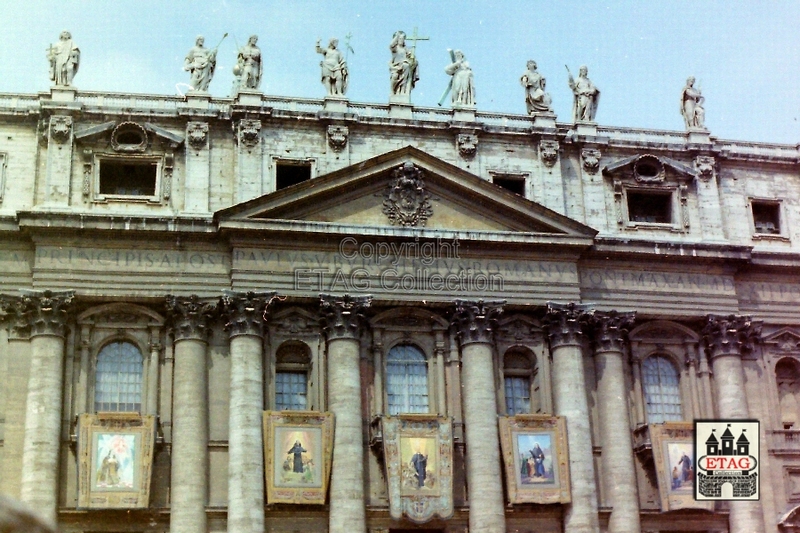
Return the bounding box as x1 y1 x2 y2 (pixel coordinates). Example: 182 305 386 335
649 422 714 511
263 411 333 504
498 415 570 504
381 414 454 523
77 413 156 509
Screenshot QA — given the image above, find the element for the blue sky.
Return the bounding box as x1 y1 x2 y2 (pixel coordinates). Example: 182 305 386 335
1 1 799 144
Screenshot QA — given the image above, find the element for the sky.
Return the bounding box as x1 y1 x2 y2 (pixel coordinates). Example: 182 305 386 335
1 1 799 144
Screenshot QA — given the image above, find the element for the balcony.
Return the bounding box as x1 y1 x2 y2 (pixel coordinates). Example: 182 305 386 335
769 430 800 455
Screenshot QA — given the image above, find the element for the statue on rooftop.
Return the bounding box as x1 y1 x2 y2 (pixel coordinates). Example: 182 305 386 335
681 76 706 130
520 60 552 114
234 35 263 91
389 31 419 97
184 35 220 92
47 31 80 86
567 65 600 122
443 49 475 107
316 38 348 96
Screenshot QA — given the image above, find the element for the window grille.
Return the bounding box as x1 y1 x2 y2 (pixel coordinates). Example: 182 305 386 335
275 371 308 410
94 341 143 412
386 344 428 415
642 355 682 423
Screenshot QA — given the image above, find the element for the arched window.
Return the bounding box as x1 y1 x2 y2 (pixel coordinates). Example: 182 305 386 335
776 359 800 428
386 344 428 415
642 355 682 423
503 348 536 415
95 341 143 412
275 341 311 411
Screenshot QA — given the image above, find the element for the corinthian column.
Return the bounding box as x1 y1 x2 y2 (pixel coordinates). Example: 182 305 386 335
17 290 73 527
702 315 765 533
590 311 640 533
319 294 371 533
542 303 599 533
221 291 275 533
166 295 216 533
452 299 506 533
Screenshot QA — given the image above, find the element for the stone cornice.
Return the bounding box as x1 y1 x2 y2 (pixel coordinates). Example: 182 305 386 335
452 299 505 346
543 302 593 349
319 294 371 341
702 314 762 360
220 290 277 339
165 295 217 342
590 310 636 354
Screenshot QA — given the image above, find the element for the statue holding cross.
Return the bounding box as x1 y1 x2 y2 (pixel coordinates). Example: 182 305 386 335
389 28 428 99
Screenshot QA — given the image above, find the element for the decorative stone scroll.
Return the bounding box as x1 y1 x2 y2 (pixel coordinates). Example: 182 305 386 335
581 148 601 174
695 155 715 181
702 314 762 360
649 422 713 512
263 410 334 504
326 125 349 151
49 115 72 144
498 415 570 504
538 140 558 167
165 295 216 342
381 414 454 523
319 294 371 340
220 290 277 338
452 299 504 346
382 162 433 227
77 413 156 509
237 119 261 149
186 122 209 150
456 132 478 159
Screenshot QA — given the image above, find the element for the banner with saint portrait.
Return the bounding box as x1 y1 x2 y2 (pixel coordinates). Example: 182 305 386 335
649 422 714 512
77 413 156 509
498 415 570 504
263 411 334 504
381 414 454 523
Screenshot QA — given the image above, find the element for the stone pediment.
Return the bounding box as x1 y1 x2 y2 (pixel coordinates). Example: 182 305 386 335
217 146 596 237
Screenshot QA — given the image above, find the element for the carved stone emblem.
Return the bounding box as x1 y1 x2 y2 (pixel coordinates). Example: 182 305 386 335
581 148 601 174
382 162 434 227
632 154 666 183
327 125 349 151
187 122 209 150
539 140 558 167
695 155 715 181
50 115 73 143
110 122 148 152
237 119 261 148
456 133 478 159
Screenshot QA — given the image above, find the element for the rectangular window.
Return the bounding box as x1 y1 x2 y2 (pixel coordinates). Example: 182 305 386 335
627 190 672 224
493 176 526 196
275 371 308 410
99 160 157 196
504 376 531 415
752 201 780 234
276 162 312 190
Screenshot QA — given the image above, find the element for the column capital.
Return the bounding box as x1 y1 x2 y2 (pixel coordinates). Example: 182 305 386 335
220 290 277 339
452 299 504 346
319 294 371 341
702 314 762 360
590 310 636 354
543 302 592 348
19 290 74 338
165 295 216 342
0 294 30 338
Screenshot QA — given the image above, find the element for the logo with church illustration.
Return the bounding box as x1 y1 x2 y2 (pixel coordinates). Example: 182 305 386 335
695 420 759 501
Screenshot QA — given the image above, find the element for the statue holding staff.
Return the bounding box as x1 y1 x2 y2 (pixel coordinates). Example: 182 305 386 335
442 49 475 107
316 38 348 96
566 64 600 122
47 31 80 86
390 28 427 98
184 34 226 92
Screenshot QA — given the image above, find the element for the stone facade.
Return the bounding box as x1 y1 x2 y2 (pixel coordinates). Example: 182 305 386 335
0 86 799 533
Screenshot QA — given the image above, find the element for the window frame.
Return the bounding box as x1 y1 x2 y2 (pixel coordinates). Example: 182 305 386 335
270 339 313 411
499 346 539 416
750 197 789 241
620 184 684 231
271 156 317 192
93 339 145 413
641 353 683 424
93 153 164 204
385 342 431 415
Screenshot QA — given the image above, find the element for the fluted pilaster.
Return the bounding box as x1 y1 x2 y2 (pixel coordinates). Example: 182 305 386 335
320 294 371 533
543 302 599 533
452 299 505 533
